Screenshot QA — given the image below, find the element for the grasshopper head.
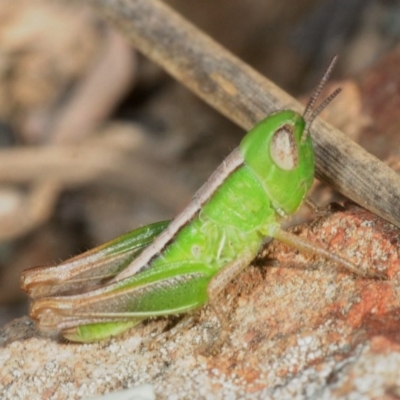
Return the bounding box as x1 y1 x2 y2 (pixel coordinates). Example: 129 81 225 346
240 56 341 217
240 110 314 216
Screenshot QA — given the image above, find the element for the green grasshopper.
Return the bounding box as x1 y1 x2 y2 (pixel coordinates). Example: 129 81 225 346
21 56 374 344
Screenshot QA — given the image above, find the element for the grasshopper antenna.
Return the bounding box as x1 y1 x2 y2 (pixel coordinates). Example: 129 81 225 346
303 55 341 134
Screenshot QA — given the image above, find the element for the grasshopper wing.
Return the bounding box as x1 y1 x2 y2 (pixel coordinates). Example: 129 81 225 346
21 221 169 298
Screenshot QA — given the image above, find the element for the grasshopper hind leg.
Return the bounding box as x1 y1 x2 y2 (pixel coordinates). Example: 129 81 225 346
201 252 256 355
150 313 199 350
62 319 144 342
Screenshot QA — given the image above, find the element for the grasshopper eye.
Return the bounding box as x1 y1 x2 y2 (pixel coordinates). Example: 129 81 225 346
270 125 298 170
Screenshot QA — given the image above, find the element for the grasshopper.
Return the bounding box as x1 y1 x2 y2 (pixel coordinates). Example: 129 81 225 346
21 56 376 344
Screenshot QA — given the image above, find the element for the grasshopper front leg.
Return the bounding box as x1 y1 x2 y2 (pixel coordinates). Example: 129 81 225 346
272 227 384 279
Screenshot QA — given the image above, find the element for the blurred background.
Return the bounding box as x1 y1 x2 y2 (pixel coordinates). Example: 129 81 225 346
1 0 400 326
